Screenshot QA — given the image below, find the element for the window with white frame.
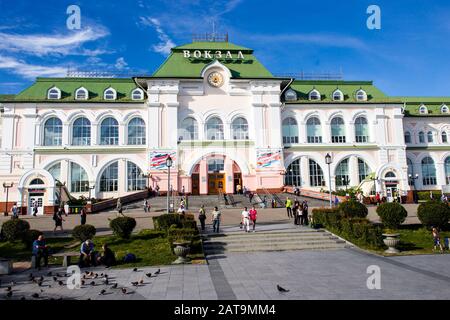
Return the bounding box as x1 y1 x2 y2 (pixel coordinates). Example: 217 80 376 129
358 158 371 183
282 117 299 144
355 117 369 143
356 89 367 101
104 88 117 100
285 158 301 187
335 159 349 187
47 162 61 182
100 161 119 192
43 117 63 146
100 117 119 145
285 89 297 101
441 104 449 114
445 157 450 184
70 162 89 193
127 118 146 145
442 131 448 143
179 117 198 141
427 131 434 143
72 117 91 146
407 158 414 185
404 131 411 144
309 159 324 187
127 161 146 191
422 157 437 186
47 87 61 100
331 117 346 143
419 105 428 114
231 117 249 140
332 89 343 101
418 131 425 143
307 117 322 143
75 87 88 100
131 88 144 100
206 117 224 140
309 89 321 101
208 159 224 172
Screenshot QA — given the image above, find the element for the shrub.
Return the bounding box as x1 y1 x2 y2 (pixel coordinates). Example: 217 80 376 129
0 219 30 242
338 200 368 218
167 227 199 250
110 217 137 239
312 207 340 227
152 214 182 230
23 229 43 248
72 224 96 242
417 201 450 229
417 191 443 201
376 202 408 229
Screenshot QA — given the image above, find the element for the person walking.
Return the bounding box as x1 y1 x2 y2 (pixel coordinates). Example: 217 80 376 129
285 197 293 218
32 201 38 216
211 207 221 233
143 199 149 213
249 205 258 232
375 192 381 206
432 227 444 253
11 203 19 219
302 200 309 226
249 192 254 204
53 207 65 234
116 198 124 217
298 203 305 226
80 206 87 225
198 205 207 231
241 207 250 233
32 235 48 270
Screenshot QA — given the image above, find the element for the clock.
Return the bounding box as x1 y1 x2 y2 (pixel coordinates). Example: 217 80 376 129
207 72 224 87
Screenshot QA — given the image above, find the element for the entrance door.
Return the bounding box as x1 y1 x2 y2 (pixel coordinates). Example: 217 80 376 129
192 174 199 196
234 173 242 194
208 173 225 195
385 183 398 203
28 194 44 215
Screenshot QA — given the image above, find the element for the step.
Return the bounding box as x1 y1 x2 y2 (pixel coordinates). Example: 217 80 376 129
204 244 349 255
204 231 333 240
204 236 343 246
204 239 345 249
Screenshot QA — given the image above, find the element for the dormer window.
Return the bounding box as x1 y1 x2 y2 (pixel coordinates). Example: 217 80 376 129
356 89 367 101
332 89 344 101
419 104 428 114
75 87 88 100
131 88 144 101
285 89 297 101
309 89 321 101
441 104 449 114
104 88 117 100
47 87 61 100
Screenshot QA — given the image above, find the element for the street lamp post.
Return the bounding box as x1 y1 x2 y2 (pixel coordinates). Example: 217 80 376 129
88 184 95 201
409 173 419 203
3 182 14 216
325 153 333 208
166 155 173 214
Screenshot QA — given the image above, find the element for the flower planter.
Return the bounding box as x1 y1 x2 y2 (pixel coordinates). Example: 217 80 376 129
172 242 191 264
382 233 400 254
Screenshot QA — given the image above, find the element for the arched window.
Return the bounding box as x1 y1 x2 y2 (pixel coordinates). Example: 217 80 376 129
127 118 146 145
285 158 301 187
47 162 61 182
404 131 411 144
442 131 448 143
231 117 249 140
309 89 321 101
100 117 119 145
307 117 322 143
30 178 45 185
206 117 224 140
70 162 89 193
356 89 367 101
131 88 144 100
43 117 62 146
445 157 450 184
407 158 414 185
75 87 88 100
127 162 146 191
104 88 117 100
355 117 369 143
47 87 61 100
179 117 198 141
285 89 297 101
72 117 91 146
422 157 437 186
441 104 449 114
335 159 349 187
282 117 298 144
208 159 225 172
358 158 371 183
385 172 397 179
309 159 324 187
100 161 119 192
418 131 425 143
419 105 428 114
427 131 434 143
332 89 343 101
331 117 346 143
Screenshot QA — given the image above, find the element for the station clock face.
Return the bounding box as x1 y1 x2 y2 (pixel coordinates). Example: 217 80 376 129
207 72 224 87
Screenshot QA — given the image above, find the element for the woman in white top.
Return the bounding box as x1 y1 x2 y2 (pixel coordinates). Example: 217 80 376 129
241 207 250 233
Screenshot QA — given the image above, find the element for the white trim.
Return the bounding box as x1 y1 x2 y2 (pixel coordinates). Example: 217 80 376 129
75 87 89 100
104 87 117 100
355 89 367 101
131 88 144 101
308 89 321 101
47 86 61 100
332 89 344 101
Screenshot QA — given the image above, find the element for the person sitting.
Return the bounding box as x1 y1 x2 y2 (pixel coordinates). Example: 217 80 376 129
97 244 116 267
32 234 48 270
79 240 96 268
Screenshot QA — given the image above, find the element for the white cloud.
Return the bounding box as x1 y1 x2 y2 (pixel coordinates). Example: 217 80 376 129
115 57 128 70
0 55 67 79
140 17 175 55
0 27 110 57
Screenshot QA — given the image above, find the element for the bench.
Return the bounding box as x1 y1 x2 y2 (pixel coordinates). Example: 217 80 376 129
31 252 79 268
0 258 13 275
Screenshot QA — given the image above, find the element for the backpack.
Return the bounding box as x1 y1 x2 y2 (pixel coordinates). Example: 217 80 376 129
123 253 136 263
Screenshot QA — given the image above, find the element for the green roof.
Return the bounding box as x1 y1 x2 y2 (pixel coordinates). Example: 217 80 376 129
392 97 450 117
0 94 15 102
152 41 274 79
11 78 142 102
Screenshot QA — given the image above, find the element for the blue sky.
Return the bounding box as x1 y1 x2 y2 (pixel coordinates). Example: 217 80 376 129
0 0 450 96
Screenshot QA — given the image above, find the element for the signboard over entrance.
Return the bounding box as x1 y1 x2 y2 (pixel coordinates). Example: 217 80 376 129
183 50 245 60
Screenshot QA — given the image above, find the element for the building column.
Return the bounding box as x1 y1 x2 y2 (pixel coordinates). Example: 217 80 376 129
436 162 446 188
118 159 127 195
300 156 310 188
224 121 232 140
225 157 234 194
91 122 98 146
299 121 307 144
349 156 359 187
62 122 70 146
199 159 208 195
348 121 355 144
119 122 126 146
323 121 331 144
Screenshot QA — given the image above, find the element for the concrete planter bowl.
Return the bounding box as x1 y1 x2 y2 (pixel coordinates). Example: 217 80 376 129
382 233 401 254
172 242 191 264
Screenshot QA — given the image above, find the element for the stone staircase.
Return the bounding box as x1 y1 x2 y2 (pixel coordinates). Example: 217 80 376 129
202 224 350 255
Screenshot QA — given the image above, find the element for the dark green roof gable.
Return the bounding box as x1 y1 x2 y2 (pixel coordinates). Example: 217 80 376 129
12 77 143 103
152 41 274 79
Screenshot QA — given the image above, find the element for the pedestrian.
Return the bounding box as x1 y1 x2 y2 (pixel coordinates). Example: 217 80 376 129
302 200 309 226
432 227 444 253
262 196 267 209
298 203 305 225
79 239 96 268
241 207 250 232
11 203 19 219
249 205 257 232
97 244 116 268
198 205 207 231
53 207 65 234
155 185 160 196
285 197 293 218
116 198 124 217
32 201 38 216
32 234 48 270
249 192 254 203
430 191 434 201
181 185 185 196
236 184 242 195
64 202 70 215
80 206 87 225
143 199 149 213
334 196 339 206
211 207 221 233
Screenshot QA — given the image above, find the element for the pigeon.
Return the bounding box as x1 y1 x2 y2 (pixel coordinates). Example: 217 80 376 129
145 273 152 278
111 283 118 289
154 269 160 275
39 276 44 282
32 293 39 299
133 268 138 272
58 281 64 286
90 281 96 286
47 271 52 276
139 279 144 285
277 285 289 293
103 279 109 285
121 288 127 294
56 273 62 278
104 274 109 279
53 276 58 282
131 281 139 287
6 286 12 292
94 273 98 279
99 289 106 295
100 273 104 277
37 281 43 287
81 280 85 286
6 291 12 298
10 281 16 286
